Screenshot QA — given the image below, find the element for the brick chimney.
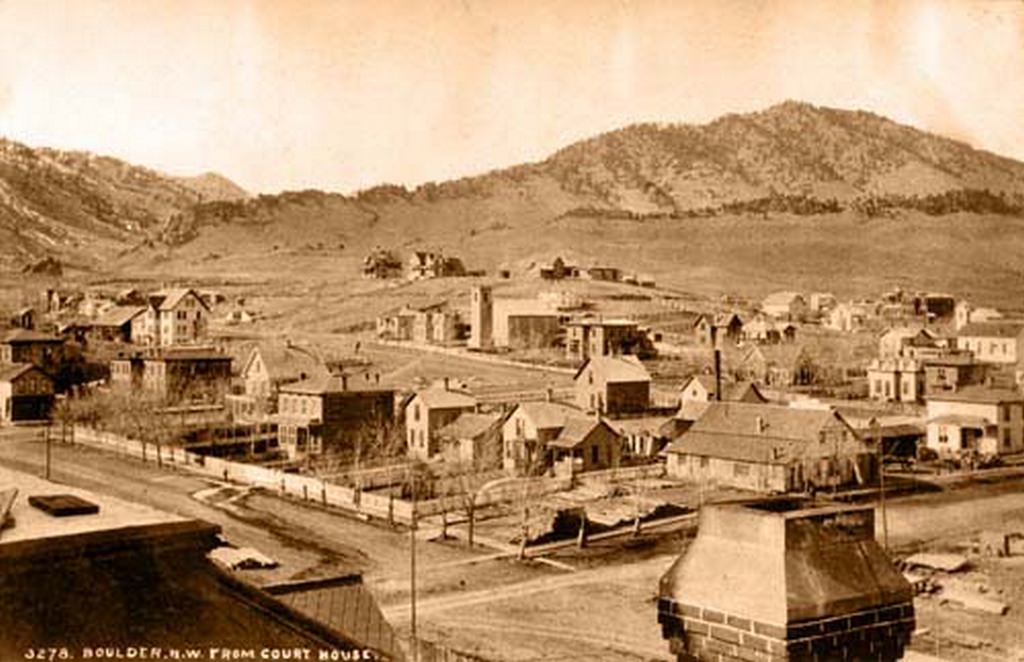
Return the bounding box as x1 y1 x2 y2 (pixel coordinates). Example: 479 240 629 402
658 499 914 661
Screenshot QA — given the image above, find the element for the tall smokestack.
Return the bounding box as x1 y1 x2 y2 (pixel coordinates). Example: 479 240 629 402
712 326 722 401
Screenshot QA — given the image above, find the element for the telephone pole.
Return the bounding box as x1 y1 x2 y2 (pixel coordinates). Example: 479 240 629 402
409 467 418 662
875 421 889 551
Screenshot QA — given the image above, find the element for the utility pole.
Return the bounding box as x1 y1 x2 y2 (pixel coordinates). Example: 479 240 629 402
409 467 418 662
44 424 51 480
875 421 888 551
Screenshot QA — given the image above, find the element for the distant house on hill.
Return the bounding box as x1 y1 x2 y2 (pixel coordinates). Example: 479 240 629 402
665 402 874 493
761 292 808 321
878 326 937 359
407 251 466 280
361 247 402 279
377 302 462 345
955 301 1003 331
741 318 796 345
826 301 873 333
10 307 36 331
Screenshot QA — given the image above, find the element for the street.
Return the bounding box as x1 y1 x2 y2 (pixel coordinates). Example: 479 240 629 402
6 426 1024 660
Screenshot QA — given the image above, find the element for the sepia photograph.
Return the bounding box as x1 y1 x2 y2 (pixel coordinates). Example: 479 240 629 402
2 1 1024 660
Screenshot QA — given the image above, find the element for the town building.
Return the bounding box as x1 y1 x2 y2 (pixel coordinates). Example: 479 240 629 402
867 357 924 403
658 499 914 662
761 291 808 321
916 292 956 320
109 353 146 391
736 344 815 387
501 401 584 472
609 416 673 459
0 466 401 660
361 247 402 279
740 317 796 345
926 386 1024 459
0 363 54 423
692 313 743 347
676 375 767 424
492 300 563 350
954 301 1003 331
807 291 837 315
142 347 232 403
0 328 66 371
436 411 504 466
9 306 35 330
404 385 478 460
277 374 395 459
137 288 210 347
228 342 329 421
575 355 651 416
826 301 873 332
583 266 621 282
377 303 462 345
468 285 494 350
84 305 147 344
665 402 874 493
878 326 937 359
922 353 988 395
406 251 466 280
565 317 652 361
956 321 1024 364
548 417 623 475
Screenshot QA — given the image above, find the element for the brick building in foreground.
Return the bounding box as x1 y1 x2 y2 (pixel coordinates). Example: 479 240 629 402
658 499 914 661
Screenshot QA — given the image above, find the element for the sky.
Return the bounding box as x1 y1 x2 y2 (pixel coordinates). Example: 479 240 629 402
0 0 1022 194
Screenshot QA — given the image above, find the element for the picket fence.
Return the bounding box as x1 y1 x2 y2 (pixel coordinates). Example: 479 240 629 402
70 426 572 523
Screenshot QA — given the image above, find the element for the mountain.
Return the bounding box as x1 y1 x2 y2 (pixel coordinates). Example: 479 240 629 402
4 101 1024 286
0 138 247 271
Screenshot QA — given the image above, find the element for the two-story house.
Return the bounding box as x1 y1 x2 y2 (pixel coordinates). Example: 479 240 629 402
0 363 55 423
692 313 743 348
139 289 210 347
565 318 653 361
142 347 232 403
228 342 329 421
575 355 651 416
277 374 395 459
404 386 477 460
956 322 1024 364
926 386 1024 458
501 401 621 474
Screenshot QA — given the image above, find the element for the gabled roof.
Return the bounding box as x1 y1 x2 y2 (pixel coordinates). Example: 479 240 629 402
929 385 1023 405
0 363 45 383
150 288 209 312
1 329 64 344
574 355 651 383
681 374 717 394
437 412 503 440
548 416 614 449
411 388 477 410
512 401 583 431
741 343 809 367
93 305 147 328
244 343 329 384
666 402 860 464
149 347 231 362
609 416 672 436
957 322 1024 338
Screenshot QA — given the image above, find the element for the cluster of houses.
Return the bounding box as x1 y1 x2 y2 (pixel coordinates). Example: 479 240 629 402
361 246 471 281
535 256 655 288
756 287 960 331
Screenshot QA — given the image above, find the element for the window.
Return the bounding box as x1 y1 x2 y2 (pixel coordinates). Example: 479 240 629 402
591 446 600 465
1004 406 1011 422
733 463 749 477
938 427 949 445
699 456 709 468
1003 429 1012 448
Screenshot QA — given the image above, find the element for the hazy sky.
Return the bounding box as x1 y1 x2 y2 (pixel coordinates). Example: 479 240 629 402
0 0 1021 194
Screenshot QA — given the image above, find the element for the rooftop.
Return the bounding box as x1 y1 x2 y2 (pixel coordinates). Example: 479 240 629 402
1 328 64 344
437 412 503 440
575 354 651 383
929 385 1023 405
0 362 40 383
281 373 395 395
515 401 584 430
413 387 477 410
957 321 1024 338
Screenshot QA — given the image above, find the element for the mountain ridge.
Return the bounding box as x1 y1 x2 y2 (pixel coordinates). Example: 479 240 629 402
3 100 1024 273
